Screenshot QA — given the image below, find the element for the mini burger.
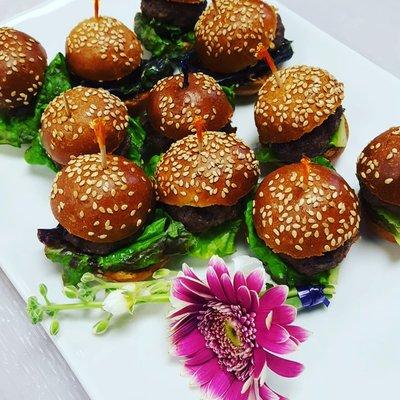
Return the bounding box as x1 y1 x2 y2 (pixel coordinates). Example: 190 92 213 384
145 72 234 153
255 66 348 164
357 127 400 244
135 0 206 58
39 153 154 256
66 16 142 83
141 0 206 31
252 160 360 277
194 0 293 95
40 86 129 166
0 27 47 111
154 131 259 233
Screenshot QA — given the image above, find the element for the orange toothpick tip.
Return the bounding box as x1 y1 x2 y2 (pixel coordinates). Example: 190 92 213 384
256 43 282 88
91 118 107 169
194 117 206 150
94 0 100 19
300 157 311 179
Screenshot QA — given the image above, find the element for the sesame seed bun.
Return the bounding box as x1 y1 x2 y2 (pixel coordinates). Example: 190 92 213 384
147 72 233 141
194 0 278 74
66 16 142 82
357 127 400 207
253 161 360 259
40 86 129 166
0 27 47 110
155 131 260 207
50 154 154 243
168 0 204 3
255 66 344 143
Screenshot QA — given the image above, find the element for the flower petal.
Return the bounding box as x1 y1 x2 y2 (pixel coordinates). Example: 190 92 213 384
237 285 252 310
259 286 289 312
272 305 297 326
182 263 200 280
169 304 202 320
185 347 214 366
286 325 311 343
170 315 197 343
187 358 222 388
253 347 267 379
258 337 298 355
257 324 290 344
179 276 213 298
208 255 229 277
266 353 304 378
205 369 234 399
221 273 237 304
206 266 228 302
172 279 207 304
233 271 247 291
173 329 206 357
249 289 260 313
225 379 250 400
259 384 285 400
246 267 267 293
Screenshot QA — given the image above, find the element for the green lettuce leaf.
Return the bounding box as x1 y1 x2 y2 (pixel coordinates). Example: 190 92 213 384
188 219 242 259
125 117 146 166
329 116 347 148
134 13 194 58
43 210 192 285
311 156 335 170
374 208 400 245
144 153 162 177
244 198 337 287
24 135 59 172
221 85 236 108
255 145 280 164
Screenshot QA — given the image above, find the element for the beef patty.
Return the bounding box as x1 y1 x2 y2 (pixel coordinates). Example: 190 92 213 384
144 120 237 156
141 0 207 30
359 183 400 217
279 239 353 276
270 106 344 163
165 203 240 233
38 225 135 256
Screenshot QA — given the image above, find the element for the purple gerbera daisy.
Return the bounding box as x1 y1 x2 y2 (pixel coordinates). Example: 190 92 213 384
169 256 309 400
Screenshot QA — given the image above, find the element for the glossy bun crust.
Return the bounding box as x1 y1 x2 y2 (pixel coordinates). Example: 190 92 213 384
155 131 260 207
147 73 233 141
357 127 400 207
51 154 154 243
255 66 344 143
66 16 142 82
0 27 47 110
195 0 277 74
41 86 129 165
253 162 360 259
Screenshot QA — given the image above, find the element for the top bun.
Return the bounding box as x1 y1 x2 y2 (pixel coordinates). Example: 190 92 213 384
51 154 154 243
253 161 360 259
40 86 129 165
155 131 259 207
66 16 142 82
147 72 233 141
357 127 400 206
194 0 277 73
255 66 344 144
0 27 47 110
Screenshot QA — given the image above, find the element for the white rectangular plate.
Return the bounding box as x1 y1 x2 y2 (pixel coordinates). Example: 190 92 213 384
1 1 400 399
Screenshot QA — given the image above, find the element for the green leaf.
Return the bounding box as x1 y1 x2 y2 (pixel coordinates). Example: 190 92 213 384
24 135 59 171
311 156 335 170
50 319 60 336
144 153 162 177
63 286 78 299
26 296 44 324
329 116 347 148
374 207 400 245
221 85 236 108
125 117 146 166
134 13 194 58
188 219 242 259
255 145 280 165
244 198 335 287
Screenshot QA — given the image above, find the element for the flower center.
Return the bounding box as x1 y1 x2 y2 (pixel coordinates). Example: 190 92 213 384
198 302 257 381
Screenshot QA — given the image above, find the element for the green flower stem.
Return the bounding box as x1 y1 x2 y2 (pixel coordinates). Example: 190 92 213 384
42 302 103 312
136 294 171 304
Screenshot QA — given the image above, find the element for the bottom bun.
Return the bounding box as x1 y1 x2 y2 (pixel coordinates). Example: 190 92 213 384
101 261 167 282
235 74 269 96
323 116 349 162
124 91 150 116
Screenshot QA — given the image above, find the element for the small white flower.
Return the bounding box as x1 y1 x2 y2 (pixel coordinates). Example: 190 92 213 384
232 255 274 285
102 290 131 317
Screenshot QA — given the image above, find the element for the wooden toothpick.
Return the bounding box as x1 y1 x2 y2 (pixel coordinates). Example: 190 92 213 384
256 44 282 88
91 118 107 169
